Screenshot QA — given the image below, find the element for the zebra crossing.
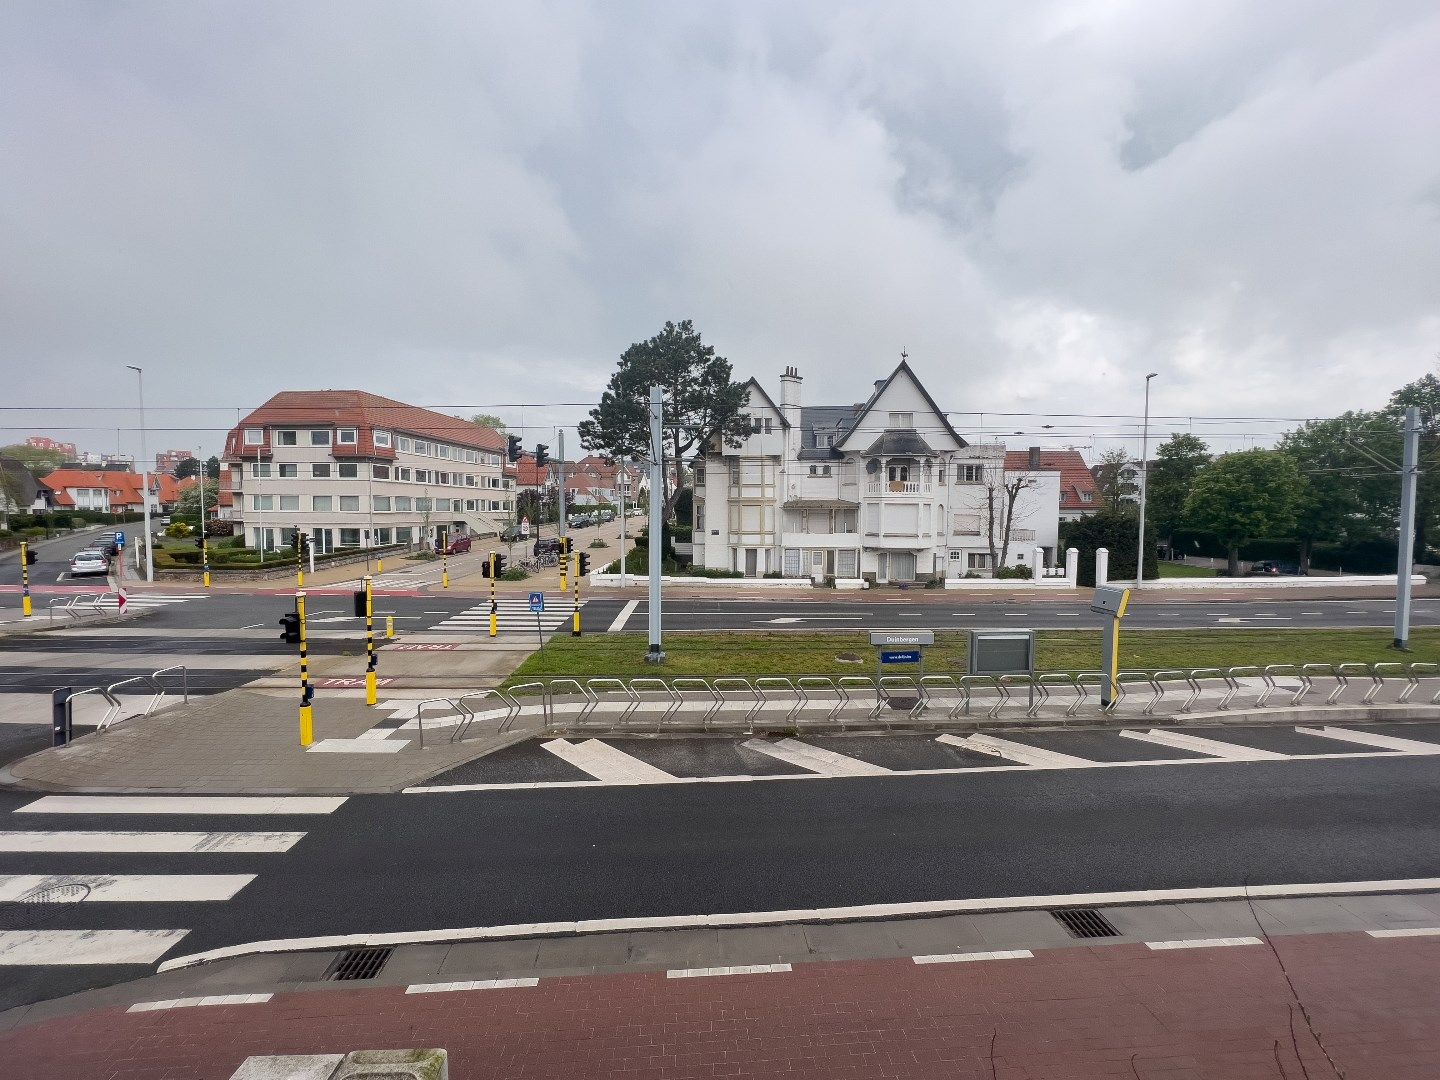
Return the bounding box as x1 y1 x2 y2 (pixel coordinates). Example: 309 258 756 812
409 723 1440 792
0 795 342 973
428 597 586 633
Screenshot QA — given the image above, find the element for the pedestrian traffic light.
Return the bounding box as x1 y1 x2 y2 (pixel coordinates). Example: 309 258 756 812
493 554 506 576
24 549 38 565
534 444 549 468
577 552 590 575
559 535 572 554
506 434 522 463
352 590 367 617
279 612 300 643
298 533 310 556
194 536 204 550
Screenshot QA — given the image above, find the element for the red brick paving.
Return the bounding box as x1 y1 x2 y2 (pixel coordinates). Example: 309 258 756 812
5 932 1439 1079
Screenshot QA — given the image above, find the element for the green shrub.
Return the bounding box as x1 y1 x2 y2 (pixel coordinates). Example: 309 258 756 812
165 522 194 538
995 564 1034 580
500 566 529 581
671 524 693 542
588 539 609 548
228 535 247 548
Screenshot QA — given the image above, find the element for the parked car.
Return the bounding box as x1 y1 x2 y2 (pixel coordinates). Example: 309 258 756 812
1247 560 1281 576
69 550 110 577
534 537 563 557
93 532 120 556
443 535 472 555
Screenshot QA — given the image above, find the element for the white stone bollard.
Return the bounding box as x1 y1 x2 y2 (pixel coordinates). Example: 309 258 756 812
1034 546 1046 585
1065 547 1079 586
1095 547 1110 586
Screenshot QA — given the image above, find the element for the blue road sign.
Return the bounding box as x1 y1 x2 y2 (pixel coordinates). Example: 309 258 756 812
880 649 922 664
529 591 545 613
115 531 126 548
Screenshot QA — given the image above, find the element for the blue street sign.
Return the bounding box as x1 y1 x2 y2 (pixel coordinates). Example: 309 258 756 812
115 531 126 548
880 649 922 664
528 591 545 613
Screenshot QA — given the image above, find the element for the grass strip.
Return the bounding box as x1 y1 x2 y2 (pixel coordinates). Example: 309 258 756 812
505 628 1440 684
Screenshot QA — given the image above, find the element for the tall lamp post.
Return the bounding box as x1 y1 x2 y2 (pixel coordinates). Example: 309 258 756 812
126 365 154 582
1135 372 1158 586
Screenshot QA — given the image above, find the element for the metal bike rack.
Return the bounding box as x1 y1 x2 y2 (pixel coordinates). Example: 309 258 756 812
1401 662 1440 705
1294 664 1333 707
1220 666 1262 711
1257 664 1301 708
957 675 998 718
835 677 879 731
543 679 593 730
795 677 841 729
711 677 760 733
917 675 967 723
669 678 720 730
1034 673 1076 717
1110 672 1156 714
410 696 464 749
754 678 801 727
626 677 680 730
98 665 189 732
876 676 923 724
1334 663 1375 706
1367 663 1404 705
1148 670 1189 716
451 690 523 743
584 679 635 731
501 682 547 731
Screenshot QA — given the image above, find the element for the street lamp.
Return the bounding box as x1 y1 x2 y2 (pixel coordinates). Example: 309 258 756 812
1135 372 1158 586
126 365 154 582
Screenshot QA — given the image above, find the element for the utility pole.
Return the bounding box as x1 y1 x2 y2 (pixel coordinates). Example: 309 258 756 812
557 429 567 539
646 386 665 663
1395 405 1420 650
619 459 628 588
126 365 154 582
1135 372 1157 586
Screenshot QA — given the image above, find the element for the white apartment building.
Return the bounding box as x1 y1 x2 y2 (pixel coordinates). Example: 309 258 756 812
221 391 513 554
695 361 1061 582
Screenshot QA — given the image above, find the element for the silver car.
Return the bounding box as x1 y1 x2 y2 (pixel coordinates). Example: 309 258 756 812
69 550 110 578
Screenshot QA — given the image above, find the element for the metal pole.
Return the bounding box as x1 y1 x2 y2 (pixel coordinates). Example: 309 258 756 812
364 574 377 705
1135 372 1157 585
127 366 154 582
198 446 210 588
619 460 628 588
572 550 581 636
557 430 567 539
1395 405 1420 650
646 386 665 663
296 590 314 745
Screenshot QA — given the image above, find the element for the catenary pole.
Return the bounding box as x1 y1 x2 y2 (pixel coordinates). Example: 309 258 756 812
1395 405 1420 649
1134 372 1157 585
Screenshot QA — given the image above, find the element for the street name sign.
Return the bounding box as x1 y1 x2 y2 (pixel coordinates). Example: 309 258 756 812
869 631 935 647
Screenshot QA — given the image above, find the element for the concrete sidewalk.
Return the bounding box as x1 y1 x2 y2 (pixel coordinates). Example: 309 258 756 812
6 895 1440 1078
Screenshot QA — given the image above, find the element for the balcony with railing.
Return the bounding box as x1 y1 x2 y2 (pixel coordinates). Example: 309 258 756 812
865 480 931 495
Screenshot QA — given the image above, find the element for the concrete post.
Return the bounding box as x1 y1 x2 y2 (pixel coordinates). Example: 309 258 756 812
1065 546 1079 586
1034 546 1045 585
1096 547 1110 586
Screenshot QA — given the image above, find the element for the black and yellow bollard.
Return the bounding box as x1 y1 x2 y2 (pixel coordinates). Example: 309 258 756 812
364 574 377 706
296 590 314 746
489 552 498 638
19 540 33 617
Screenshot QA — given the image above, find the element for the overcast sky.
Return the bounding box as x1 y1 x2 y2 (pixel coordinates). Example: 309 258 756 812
3 1 1438 465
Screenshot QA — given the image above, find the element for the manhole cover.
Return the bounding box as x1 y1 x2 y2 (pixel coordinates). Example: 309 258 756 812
325 946 393 981
1051 908 1120 939
21 883 92 904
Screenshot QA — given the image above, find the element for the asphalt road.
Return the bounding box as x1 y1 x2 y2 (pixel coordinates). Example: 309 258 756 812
2 752 1439 1009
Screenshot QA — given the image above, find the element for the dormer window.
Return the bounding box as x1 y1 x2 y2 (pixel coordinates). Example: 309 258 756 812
815 434 832 449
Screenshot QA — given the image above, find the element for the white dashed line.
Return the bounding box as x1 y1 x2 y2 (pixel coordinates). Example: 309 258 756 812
913 949 1032 965
1146 937 1262 950
667 964 791 979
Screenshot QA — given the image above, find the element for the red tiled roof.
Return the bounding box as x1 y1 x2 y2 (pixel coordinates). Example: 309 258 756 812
223 391 505 460
1003 449 1098 511
40 469 189 507
513 454 550 487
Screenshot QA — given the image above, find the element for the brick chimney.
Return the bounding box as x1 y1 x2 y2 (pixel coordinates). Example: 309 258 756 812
1028 446 1042 470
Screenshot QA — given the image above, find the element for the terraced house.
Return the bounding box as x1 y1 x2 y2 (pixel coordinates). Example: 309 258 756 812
221 391 512 554
695 360 1063 582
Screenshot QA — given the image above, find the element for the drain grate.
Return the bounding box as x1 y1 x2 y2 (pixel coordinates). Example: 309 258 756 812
325 946 393 981
1051 908 1120 939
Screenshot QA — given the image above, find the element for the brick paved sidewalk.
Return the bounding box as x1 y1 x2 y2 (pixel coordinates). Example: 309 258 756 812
6 930 1438 1079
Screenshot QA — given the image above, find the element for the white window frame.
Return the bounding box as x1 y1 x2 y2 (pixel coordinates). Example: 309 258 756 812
373 496 391 512
374 430 392 448
337 428 357 445
250 463 271 478
243 428 263 446
278 495 300 511
311 495 332 512
338 463 359 479
888 411 913 428
338 495 360 512
277 463 297 478
311 463 331 478
251 494 273 511
397 436 412 453
275 430 298 446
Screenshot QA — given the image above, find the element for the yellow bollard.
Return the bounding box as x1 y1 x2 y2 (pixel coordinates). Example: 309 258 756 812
489 552 498 638
386 614 395 639
296 590 314 746
377 557 384 573
201 538 211 589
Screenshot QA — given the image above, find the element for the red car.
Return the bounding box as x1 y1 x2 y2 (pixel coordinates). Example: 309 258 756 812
443 535 472 555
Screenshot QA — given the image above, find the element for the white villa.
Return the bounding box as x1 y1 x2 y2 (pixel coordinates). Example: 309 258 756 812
694 361 1062 583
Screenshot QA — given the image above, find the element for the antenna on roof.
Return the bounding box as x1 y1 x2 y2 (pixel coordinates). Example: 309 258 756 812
900 347 908 363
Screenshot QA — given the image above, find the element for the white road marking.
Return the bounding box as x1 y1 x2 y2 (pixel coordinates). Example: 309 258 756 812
1295 726 1440 754
0 831 304 853
17 796 348 815
741 738 891 776
1367 927 1440 938
942 733 1094 768
1145 936 1262 950
608 599 639 633
0 874 254 902
667 964 791 979
129 993 271 1012
542 739 675 783
0 929 190 966
239 622 265 629
306 739 409 753
406 978 539 994
1051 613 1081 617
913 949 1032 965
1118 729 1286 760
157 877 1440 973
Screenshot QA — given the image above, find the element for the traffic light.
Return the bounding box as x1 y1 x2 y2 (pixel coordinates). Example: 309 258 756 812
559 535 572 554
506 434 522 463
577 552 590 575
194 536 204 550
24 549 38 565
493 554 506 576
299 533 310 556
279 612 300 643
352 590 367 617
534 443 549 468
